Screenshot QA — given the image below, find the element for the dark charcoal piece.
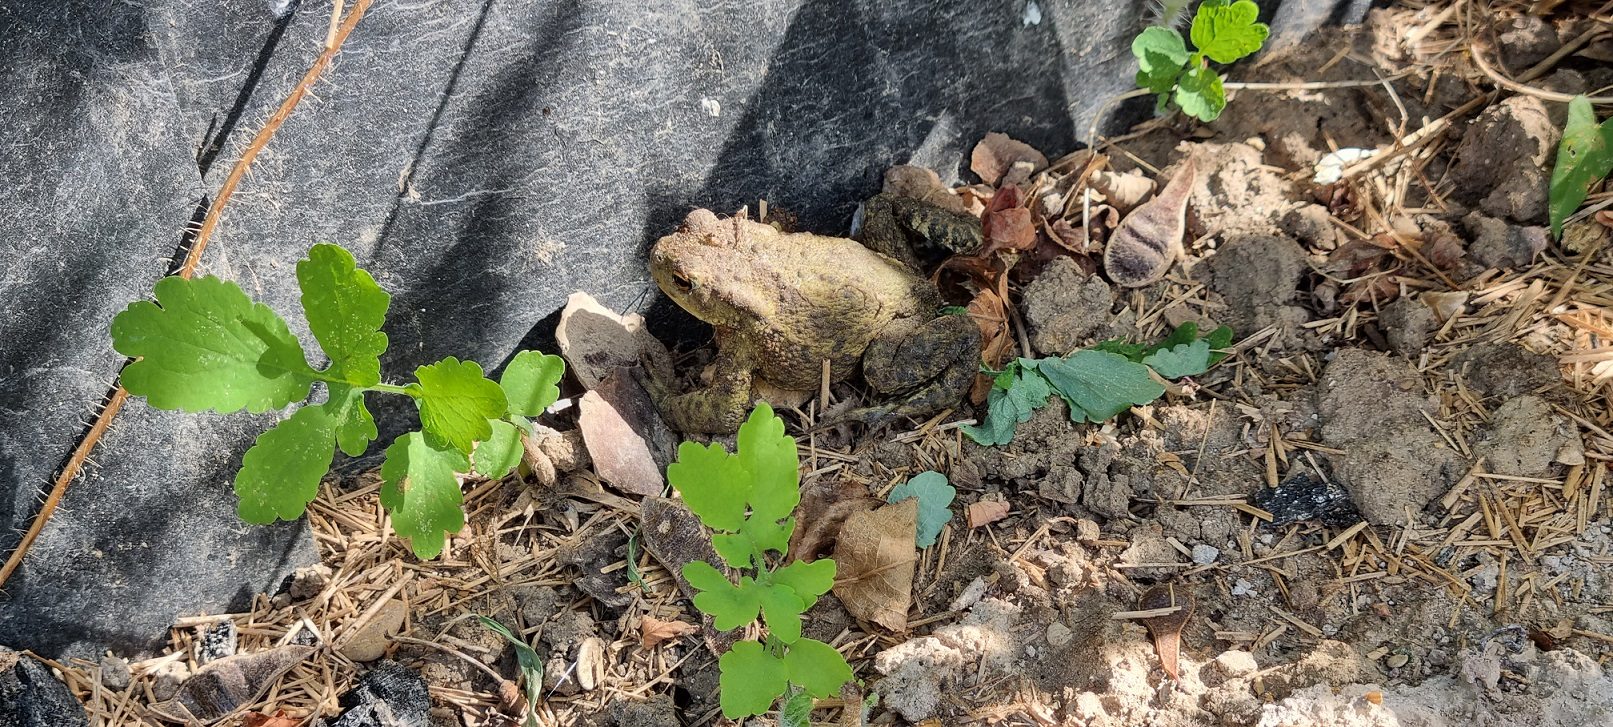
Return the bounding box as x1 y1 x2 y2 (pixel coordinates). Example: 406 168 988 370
0 648 90 727
323 661 430 727
195 621 238 663
1252 469 1361 527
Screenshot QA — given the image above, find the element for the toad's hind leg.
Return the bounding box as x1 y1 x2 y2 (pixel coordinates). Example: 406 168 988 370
838 315 980 426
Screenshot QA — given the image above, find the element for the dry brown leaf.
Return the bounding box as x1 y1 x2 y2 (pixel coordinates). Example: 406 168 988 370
244 712 300 727
832 498 917 632
966 287 1014 404
970 132 1048 186
640 616 699 649
1138 583 1195 680
1090 169 1156 213
578 385 665 497
982 206 1037 253
883 164 968 213
967 500 1010 528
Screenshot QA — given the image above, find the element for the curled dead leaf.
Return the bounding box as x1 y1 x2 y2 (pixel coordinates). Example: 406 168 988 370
496 678 528 717
244 711 300 727
966 500 1010 528
970 132 1049 186
640 616 699 649
1089 170 1156 214
832 498 917 632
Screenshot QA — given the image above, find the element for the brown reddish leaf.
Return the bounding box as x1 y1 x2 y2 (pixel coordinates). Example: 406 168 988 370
640 616 699 649
244 712 300 727
965 288 1014 405
578 377 666 497
496 679 527 717
1424 230 1467 270
832 498 917 632
1339 274 1400 306
982 207 1037 253
1137 583 1195 681
970 132 1048 186
966 500 1010 528
1103 159 1196 288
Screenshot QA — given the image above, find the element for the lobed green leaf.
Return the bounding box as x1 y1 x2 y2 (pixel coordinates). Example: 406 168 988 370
669 441 749 533
718 641 789 719
234 404 337 524
408 357 507 454
112 275 317 413
473 418 523 480
1133 26 1189 96
783 638 853 698
325 384 377 457
500 350 565 417
297 243 389 387
1141 338 1213 379
1190 0 1270 64
684 561 763 630
757 582 808 644
772 559 836 609
1174 66 1227 122
1037 350 1165 423
379 431 470 559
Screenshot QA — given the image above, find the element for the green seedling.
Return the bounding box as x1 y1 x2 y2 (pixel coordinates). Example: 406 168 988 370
479 616 543 727
1549 95 1613 238
964 323 1233 446
669 403 852 719
109 243 565 559
1133 0 1270 121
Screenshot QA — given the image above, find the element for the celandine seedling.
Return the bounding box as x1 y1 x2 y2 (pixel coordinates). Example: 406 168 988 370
1133 0 1270 121
668 403 852 719
109 244 564 559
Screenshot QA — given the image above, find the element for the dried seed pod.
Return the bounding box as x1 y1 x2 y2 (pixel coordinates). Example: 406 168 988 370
1137 582 1195 680
1103 159 1196 287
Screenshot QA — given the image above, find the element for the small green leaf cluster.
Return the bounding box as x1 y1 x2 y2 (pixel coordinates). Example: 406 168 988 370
110 244 565 559
669 404 852 719
963 323 1233 446
1132 0 1270 121
1550 95 1613 238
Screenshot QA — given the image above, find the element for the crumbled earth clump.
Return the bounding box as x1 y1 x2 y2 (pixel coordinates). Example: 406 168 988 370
1023 256 1117 355
1449 96 1559 223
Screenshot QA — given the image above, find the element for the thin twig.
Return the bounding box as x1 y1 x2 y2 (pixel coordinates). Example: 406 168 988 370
0 0 377 588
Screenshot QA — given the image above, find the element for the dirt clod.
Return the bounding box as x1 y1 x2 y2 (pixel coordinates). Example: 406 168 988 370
1464 212 1549 269
1023 257 1116 355
1450 96 1559 223
1474 395 1585 477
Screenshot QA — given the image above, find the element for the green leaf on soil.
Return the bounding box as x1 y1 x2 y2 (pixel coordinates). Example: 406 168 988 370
296 243 389 387
1142 338 1213 379
887 471 956 548
961 362 1053 446
1133 26 1189 98
771 559 836 609
757 581 808 644
669 440 749 532
783 638 854 698
500 350 565 417
1190 0 1270 64
718 641 789 719
234 403 337 524
478 616 542 727
379 431 470 559
407 357 508 454
737 404 801 524
683 562 763 630
668 403 801 566
473 418 523 479
1175 66 1227 122
1549 95 1613 238
325 384 377 457
111 275 318 413
1037 350 1166 422
779 690 814 727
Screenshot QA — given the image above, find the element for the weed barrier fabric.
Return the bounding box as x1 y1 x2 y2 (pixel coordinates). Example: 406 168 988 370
0 0 1367 657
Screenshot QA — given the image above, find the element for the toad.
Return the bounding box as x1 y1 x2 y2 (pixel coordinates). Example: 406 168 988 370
648 208 980 433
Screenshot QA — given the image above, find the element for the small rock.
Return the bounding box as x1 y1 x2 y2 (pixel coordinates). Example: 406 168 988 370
1498 14 1561 71
150 661 189 701
1190 544 1221 565
1450 97 1559 222
1074 518 1101 544
290 564 333 601
321 661 431 727
949 576 990 612
1474 395 1585 477
1214 649 1259 678
1464 212 1548 269
608 694 682 727
1231 579 1257 597
0 647 90 727
98 655 130 692
1022 257 1114 356
1279 204 1338 250
1045 622 1073 647
576 637 606 691
1385 652 1411 669
339 600 408 663
1454 343 1565 401
1379 296 1435 359
151 645 313 723
555 291 675 391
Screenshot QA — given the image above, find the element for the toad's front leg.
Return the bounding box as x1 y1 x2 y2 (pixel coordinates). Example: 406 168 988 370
654 344 758 434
